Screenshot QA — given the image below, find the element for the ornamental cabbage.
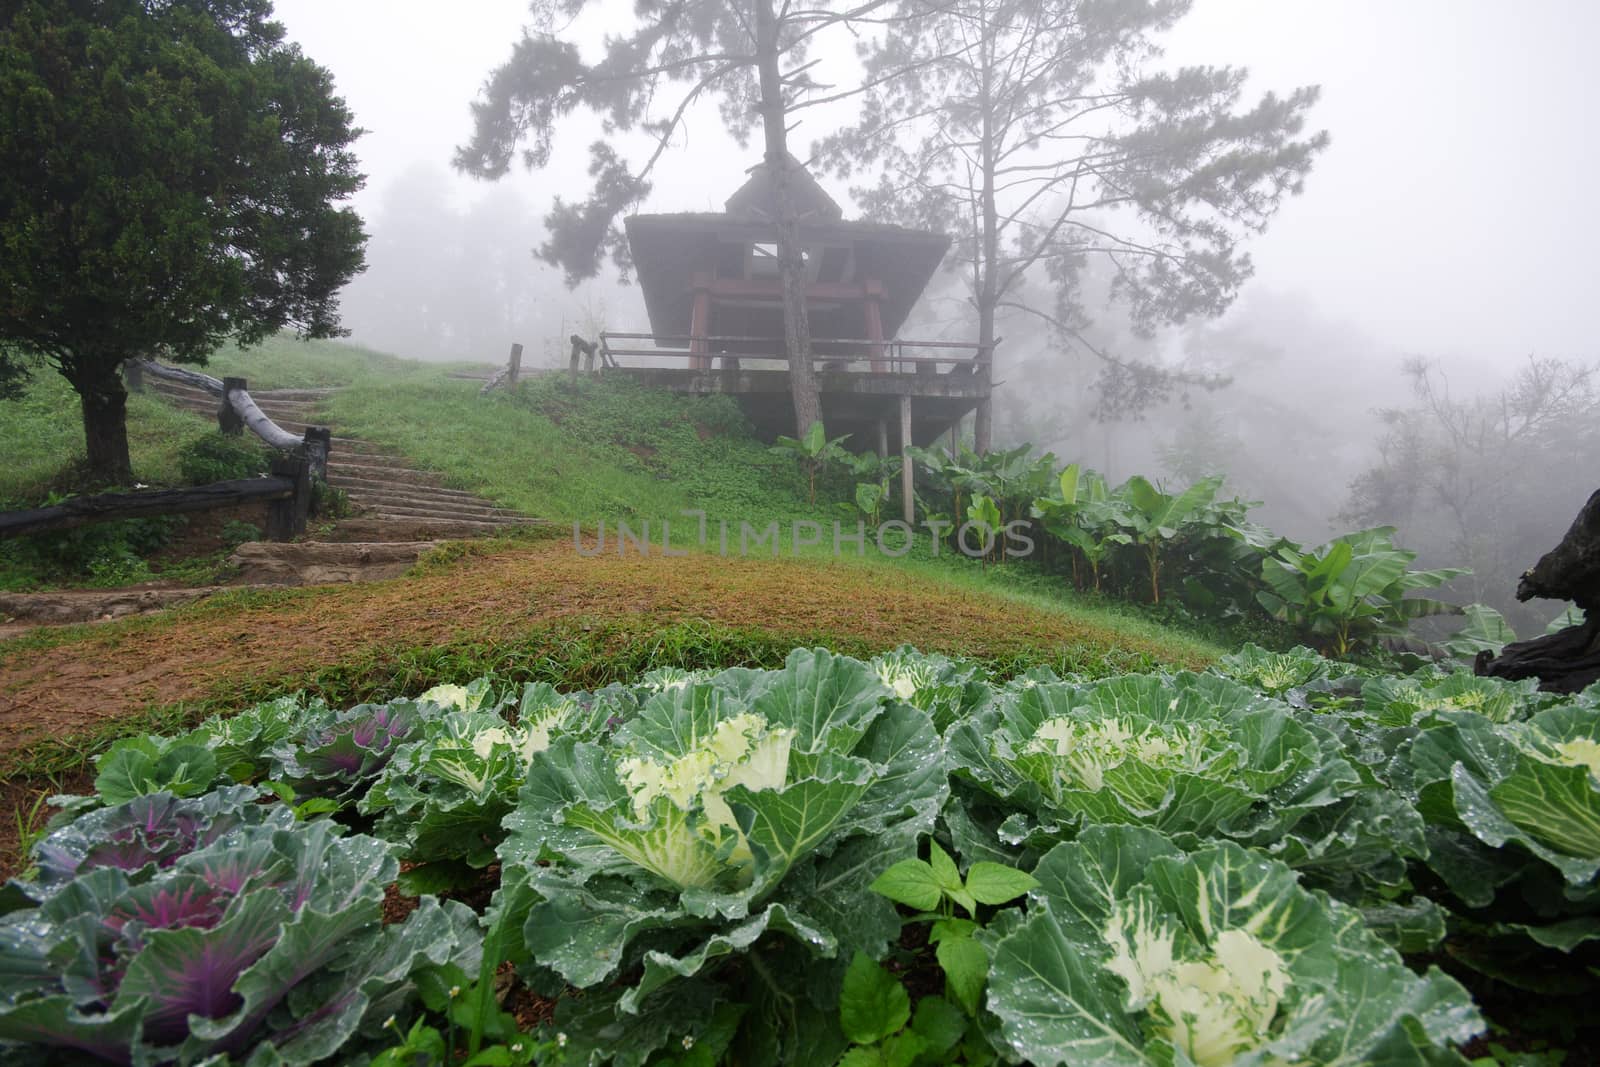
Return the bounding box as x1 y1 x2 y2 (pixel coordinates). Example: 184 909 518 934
1214 644 1339 697
418 677 498 713
0 815 480 1065
985 825 1481 1067
359 682 619 868
21 787 288 899
947 672 1417 887
497 648 947 1019
1362 669 1554 726
1407 704 1600 892
869 647 989 729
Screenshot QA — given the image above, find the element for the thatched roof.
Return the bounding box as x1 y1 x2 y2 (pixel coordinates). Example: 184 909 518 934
723 153 844 222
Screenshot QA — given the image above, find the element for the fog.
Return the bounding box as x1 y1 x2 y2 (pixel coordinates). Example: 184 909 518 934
268 0 1598 622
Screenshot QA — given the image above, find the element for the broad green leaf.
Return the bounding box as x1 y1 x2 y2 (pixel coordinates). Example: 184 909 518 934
909 996 966 1057
963 862 1038 906
927 840 961 892
986 906 1144 1065
839 952 910 1045
1058 464 1081 504
870 859 942 912
934 934 989 1018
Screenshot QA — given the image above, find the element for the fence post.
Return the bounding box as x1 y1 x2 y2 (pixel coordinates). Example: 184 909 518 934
123 359 144 393
220 377 246 435
507 342 524 387
900 395 915 526
302 427 331 482
265 452 311 541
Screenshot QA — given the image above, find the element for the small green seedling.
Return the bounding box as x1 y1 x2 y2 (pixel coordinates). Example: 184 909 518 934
869 841 1037 1016
836 953 975 1067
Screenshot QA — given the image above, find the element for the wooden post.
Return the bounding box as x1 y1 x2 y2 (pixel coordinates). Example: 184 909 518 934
900 395 914 525
507 342 524 387
123 359 144 393
301 427 331 483
864 281 887 372
876 416 890 499
219 377 246 435
265 453 310 541
689 272 712 371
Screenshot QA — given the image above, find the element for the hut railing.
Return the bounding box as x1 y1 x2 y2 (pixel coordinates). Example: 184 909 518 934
596 333 990 376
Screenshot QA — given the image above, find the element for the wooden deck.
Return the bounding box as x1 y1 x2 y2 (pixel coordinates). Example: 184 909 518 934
595 333 990 447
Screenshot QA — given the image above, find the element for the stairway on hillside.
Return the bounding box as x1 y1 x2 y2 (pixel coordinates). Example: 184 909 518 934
145 377 544 538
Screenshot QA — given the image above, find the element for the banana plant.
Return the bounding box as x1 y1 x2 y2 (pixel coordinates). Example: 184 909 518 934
965 494 1003 568
853 482 885 527
846 450 902 512
769 421 851 505
1116 474 1224 604
1257 526 1468 656
1031 464 1129 592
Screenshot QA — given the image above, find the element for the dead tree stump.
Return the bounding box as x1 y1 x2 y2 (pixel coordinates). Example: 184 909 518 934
1479 488 1600 693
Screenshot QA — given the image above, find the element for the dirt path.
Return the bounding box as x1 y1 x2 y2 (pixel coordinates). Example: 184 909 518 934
0 541 1210 749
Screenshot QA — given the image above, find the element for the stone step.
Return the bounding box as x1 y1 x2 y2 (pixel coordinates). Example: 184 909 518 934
327 461 447 484
227 540 438 585
253 388 334 401
250 417 335 435
319 517 551 542
327 474 491 501
363 511 541 531
329 436 388 454
334 479 508 508
359 503 537 524
344 492 518 521
326 453 423 472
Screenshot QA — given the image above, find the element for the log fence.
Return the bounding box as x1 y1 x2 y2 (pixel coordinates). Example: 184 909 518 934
0 359 332 543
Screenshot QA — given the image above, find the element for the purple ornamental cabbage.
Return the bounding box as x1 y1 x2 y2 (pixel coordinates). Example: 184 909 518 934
0 817 480 1065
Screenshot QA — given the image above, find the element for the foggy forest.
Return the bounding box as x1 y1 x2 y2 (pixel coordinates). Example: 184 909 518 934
4 1 1600 1064
324 0 1596 633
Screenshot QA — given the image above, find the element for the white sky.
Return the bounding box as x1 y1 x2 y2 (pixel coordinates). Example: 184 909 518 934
270 0 1600 373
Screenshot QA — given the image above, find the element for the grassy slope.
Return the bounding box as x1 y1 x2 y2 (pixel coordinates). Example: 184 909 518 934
0 337 1230 872
0 371 216 502
0 537 1222 766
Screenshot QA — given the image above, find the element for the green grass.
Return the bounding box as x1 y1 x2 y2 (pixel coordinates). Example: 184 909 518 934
324 372 818 524
200 334 458 390
0 372 216 503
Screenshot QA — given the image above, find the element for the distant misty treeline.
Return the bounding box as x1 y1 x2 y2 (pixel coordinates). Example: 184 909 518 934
335 164 620 368
339 165 1593 633
972 273 1597 632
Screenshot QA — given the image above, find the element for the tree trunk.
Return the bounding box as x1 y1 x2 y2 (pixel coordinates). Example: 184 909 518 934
76 367 134 485
755 0 823 437
972 8 999 456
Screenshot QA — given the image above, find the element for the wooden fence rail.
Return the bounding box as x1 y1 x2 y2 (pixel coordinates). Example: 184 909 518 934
129 358 330 480
0 454 312 542
0 360 326 544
